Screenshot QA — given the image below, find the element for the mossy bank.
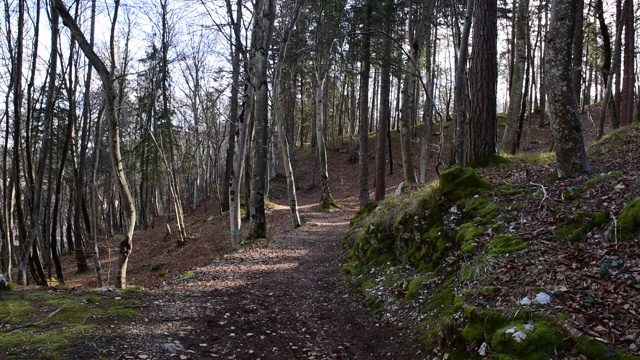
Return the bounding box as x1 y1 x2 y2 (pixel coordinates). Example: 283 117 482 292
0 287 142 359
342 166 640 359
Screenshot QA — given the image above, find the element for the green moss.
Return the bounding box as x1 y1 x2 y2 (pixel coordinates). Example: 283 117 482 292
319 194 339 210
439 167 492 202
421 277 466 347
618 197 640 242
584 171 624 187
0 289 141 359
556 212 610 242
562 186 582 201
486 234 529 254
457 223 484 254
576 336 640 360
470 154 511 168
479 286 501 297
462 196 499 224
349 201 378 227
491 320 565 358
507 152 556 165
179 270 195 280
406 276 428 300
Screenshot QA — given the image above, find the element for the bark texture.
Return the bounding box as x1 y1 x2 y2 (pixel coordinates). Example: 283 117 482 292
501 0 527 154
453 0 474 166
248 0 276 240
468 0 498 166
544 0 590 177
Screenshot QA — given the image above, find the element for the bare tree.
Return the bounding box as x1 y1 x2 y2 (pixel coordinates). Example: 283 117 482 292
272 0 302 228
400 1 430 180
55 0 137 288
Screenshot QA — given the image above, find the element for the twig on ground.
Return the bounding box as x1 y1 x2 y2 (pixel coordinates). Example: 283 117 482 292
529 182 548 207
2 306 66 334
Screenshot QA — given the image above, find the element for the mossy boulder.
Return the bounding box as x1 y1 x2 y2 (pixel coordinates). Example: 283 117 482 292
486 234 529 254
555 211 609 242
576 336 640 360
491 320 565 359
456 223 483 254
439 167 492 202
618 197 640 242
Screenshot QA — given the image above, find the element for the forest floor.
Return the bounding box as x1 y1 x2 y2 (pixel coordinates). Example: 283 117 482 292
2 105 635 359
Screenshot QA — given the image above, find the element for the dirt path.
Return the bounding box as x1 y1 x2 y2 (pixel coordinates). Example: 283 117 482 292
95 198 423 359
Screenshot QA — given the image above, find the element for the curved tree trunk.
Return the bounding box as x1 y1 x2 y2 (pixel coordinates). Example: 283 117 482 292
55 0 137 288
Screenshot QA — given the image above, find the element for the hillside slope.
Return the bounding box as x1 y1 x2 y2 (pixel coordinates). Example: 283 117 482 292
343 123 640 359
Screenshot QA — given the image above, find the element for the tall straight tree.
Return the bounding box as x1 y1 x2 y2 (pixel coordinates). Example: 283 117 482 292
312 0 342 209
399 1 429 182
225 0 250 246
468 0 498 165
55 0 138 288
544 0 590 177
375 0 393 201
619 0 634 125
358 1 371 207
453 0 474 166
17 0 47 286
501 0 528 154
572 0 584 105
248 0 276 239
272 0 302 228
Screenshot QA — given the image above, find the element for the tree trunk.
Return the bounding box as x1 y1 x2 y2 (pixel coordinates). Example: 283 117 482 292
619 0 634 126
571 0 584 107
400 2 429 182
453 0 474 166
225 0 250 246
56 0 137 288
419 0 436 184
544 0 590 177
248 0 276 240
376 0 393 200
468 0 498 166
502 0 527 154
597 2 624 138
273 1 302 228
359 2 372 207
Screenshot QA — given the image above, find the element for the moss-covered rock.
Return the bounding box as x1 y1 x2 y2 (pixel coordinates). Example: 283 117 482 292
486 234 529 254
555 211 610 242
491 320 565 359
584 171 624 187
457 223 484 254
405 276 429 300
439 167 492 202
618 197 640 242
575 336 640 360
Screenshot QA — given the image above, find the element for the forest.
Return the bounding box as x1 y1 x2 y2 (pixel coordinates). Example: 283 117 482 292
0 0 639 357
